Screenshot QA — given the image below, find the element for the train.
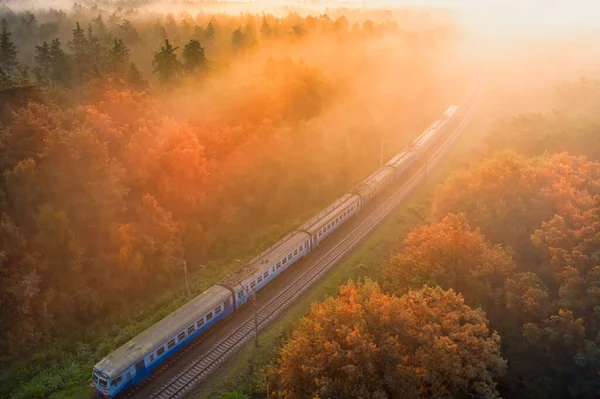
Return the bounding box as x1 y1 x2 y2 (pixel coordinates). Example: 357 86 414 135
92 104 461 398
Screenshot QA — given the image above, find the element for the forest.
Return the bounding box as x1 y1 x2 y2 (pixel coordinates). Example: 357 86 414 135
3 1 599 399
265 74 600 398
0 1 468 398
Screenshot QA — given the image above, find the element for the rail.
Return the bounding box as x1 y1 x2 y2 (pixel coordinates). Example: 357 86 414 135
145 70 487 399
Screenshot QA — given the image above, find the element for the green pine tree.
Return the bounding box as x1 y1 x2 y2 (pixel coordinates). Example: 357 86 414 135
182 39 207 73
152 39 181 85
0 19 19 75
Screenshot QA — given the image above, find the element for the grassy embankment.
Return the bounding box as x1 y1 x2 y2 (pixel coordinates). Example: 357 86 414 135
190 103 490 399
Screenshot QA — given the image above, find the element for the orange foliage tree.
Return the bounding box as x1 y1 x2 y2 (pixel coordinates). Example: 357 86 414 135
383 213 515 307
267 281 506 399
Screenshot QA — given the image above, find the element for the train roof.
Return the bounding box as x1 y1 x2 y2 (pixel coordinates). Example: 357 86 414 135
94 285 232 378
221 231 309 287
444 105 459 117
304 194 360 235
296 193 360 233
352 166 394 196
386 149 413 168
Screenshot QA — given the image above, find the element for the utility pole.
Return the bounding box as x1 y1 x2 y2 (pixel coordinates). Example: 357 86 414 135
183 260 191 300
380 137 384 168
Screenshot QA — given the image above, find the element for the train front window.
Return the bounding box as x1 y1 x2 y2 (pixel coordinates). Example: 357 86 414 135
99 379 107 388
93 374 98 384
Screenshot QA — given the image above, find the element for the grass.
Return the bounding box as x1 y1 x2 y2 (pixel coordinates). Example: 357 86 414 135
190 112 486 399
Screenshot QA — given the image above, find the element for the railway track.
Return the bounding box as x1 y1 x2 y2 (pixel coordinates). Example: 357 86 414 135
146 72 487 399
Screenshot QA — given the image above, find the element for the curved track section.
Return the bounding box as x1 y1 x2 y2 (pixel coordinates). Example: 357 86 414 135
147 71 487 399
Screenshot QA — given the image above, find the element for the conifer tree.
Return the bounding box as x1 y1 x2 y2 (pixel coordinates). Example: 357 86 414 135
0 19 19 75
152 39 181 85
182 39 207 72
126 62 148 90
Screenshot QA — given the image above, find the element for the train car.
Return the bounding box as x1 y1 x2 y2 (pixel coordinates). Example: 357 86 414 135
386 148 417 177
444 105 459 119
92 285 233 398
297 193 362 249
413 120 443 155
221 231 311 308
352 166 395 207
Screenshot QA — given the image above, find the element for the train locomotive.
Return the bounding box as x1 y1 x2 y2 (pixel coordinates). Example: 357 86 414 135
92 104 460 398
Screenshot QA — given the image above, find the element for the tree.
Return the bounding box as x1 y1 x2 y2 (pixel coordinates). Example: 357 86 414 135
182 39 207 73
126 62 148 90
68 22 89 83
383 213 515 307
231 28 245 49
260 15 272 37
34 41 52 84
107 38 129 75
0 19 19 75
117 19 141 45
504 272 553 324
204 21 216 42
268 281 506 399
49 38 71 86
152 39 181 85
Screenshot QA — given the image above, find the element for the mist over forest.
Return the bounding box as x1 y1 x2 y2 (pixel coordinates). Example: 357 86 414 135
0 1 599 398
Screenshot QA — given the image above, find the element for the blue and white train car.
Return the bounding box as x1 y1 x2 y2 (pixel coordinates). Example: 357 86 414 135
298 193 361 249
414 105 460 155
222 231 311 308
352 166 395 206
92 285 233 398
386 149 417 178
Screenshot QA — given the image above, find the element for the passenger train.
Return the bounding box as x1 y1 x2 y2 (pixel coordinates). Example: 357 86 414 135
92 104 461 398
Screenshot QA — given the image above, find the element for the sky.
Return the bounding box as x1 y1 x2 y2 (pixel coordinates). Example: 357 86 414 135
2 0 599 38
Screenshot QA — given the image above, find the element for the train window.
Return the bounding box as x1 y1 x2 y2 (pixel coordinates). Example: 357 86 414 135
99 379 107 388
111 376 122 386
264 271 269 278
206 312 213 321
288 254 292 260
157 346 165 356
187 325 195 334
277 261 281 267
177 332 185 341
336 217 339 223
327 225 330 230
197 319 205 328
237 291 242 299
299 246 303 252
282 258 287 264
150 354 155 363
257 276 263 283
305 241 309 248
168 339 176 349
318 231 322 236
215 305 222 314
294 249 298 256
250 281 256 289
93 375 98 384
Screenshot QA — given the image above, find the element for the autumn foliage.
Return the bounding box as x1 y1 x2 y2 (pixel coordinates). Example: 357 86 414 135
383 213 515 307
268 281 506 399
